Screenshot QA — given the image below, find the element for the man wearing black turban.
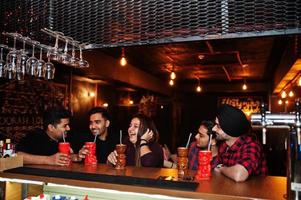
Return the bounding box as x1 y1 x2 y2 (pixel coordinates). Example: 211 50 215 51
212 104 267 182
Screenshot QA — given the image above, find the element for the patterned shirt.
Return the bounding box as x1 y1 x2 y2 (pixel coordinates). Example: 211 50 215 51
212 134 268 176
188 141 199 170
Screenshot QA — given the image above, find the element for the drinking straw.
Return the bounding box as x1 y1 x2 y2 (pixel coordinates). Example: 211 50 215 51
185 133 192 148
93 130 99 143
63 131 66 143
207 133 213 151
120 130 122 144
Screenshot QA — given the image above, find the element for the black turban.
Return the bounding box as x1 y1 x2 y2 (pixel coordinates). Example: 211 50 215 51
216 104 251 137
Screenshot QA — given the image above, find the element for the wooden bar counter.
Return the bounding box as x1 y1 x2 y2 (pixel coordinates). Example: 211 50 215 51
0 163 286 200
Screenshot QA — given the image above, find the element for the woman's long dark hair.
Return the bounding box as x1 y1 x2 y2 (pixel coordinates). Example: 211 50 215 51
132 113 159 143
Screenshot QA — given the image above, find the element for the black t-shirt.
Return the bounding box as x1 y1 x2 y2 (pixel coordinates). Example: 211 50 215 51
73 131 118 163
17 128 59 156
69 129 119 164
95 134 118 163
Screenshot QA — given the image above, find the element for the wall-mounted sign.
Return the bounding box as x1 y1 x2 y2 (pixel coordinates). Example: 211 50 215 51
218 96 263 116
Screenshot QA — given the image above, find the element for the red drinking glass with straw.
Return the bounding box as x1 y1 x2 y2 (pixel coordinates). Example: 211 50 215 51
58 142 70 154
84 142 97 165
195 150 212 180
59 131 70 154
58 142 71 166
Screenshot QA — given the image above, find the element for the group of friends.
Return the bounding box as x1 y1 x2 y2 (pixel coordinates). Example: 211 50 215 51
16 104 267 182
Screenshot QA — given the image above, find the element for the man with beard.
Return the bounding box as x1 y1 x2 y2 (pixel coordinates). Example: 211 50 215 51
78 107 118 163
212 104 267 182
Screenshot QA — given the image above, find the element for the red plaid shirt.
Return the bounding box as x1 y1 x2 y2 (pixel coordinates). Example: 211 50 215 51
212 135 268 176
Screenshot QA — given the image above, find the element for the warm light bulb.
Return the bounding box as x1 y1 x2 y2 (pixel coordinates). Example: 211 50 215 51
281 91 287 99
198 54 205 60
242 83 247 90
289 90 294 97
120 57 127 66
89 92 95 97
196 85 202 92
103 103 108 107
160 105 164 109
170 71 176 80
129 100 134 105
169 79 174 86
120 48 127 66
278 99 283 105
285 100 289 104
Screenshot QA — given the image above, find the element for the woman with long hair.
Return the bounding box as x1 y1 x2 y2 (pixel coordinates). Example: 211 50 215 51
107 113 163 167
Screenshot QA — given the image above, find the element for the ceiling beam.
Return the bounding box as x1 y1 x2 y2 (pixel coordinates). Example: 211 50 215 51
222 66 232 82
81 51 172 96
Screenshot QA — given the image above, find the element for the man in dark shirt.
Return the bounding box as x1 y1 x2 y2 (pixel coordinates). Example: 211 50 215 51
212 104 268 182
78 107 118 163
17 106 72 166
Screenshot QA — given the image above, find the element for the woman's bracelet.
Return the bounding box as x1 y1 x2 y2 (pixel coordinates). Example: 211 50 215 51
140 139 148 143
140 143 148 148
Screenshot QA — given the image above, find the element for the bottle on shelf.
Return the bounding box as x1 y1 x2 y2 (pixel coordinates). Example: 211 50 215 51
3 139 13 158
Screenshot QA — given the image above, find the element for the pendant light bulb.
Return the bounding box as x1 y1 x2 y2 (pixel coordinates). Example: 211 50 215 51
281 91 287 99
242 79 247 90
169 79 174 86
278 99 283 105
196 78 201 92
242 83 247 90
170 71 176 80
289 90 294 97
120 48 127 66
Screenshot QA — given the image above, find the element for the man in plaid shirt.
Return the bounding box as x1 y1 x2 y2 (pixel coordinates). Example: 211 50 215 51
212 104 268 182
